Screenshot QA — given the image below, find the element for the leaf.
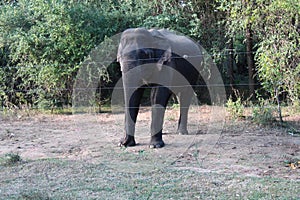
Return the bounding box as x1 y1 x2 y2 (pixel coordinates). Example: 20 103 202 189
289 163 297 170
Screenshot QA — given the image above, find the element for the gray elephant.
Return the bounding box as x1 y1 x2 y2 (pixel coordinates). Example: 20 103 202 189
117 28 203 148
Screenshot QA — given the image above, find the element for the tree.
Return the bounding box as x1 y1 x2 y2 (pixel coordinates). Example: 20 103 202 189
218 0 258 98
219 0 299 106
0 0 143 109
0 0 106 108
255 0 300 107
0 0 229 109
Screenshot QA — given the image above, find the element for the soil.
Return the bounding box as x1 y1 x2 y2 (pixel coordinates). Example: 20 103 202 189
1 106 299 180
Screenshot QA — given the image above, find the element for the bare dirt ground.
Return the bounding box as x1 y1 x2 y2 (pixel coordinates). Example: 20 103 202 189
1 106 299 178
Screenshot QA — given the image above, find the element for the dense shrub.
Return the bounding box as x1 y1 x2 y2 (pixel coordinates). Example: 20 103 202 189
0 0 140 109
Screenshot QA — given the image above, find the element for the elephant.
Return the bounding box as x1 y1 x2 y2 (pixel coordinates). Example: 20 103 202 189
117 28 203 148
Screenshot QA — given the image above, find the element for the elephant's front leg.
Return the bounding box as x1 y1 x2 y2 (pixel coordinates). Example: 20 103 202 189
119 87 144 147
150 87 172 148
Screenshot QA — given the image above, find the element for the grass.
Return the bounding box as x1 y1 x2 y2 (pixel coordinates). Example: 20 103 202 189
0 153 22 166
225 97 300 130
0 158 299 199
1 105 299 199
226 96 245 120
0 105 113 120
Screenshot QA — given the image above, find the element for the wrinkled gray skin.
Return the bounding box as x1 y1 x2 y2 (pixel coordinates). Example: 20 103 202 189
117 28 203 148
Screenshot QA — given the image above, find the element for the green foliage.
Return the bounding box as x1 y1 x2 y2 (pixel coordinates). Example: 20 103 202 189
226 96 244 120
0 153 22 166
0 0 298 110
252 98 276 125
141 3 197 37
0 0 137 109
0 0 227 109
0 0 101 108
255 0 300 106
219 0 300 105
292 101 300 114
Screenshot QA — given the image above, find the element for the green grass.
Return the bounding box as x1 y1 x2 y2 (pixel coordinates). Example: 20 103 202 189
0 153 22 166
0 158 299 199
0 105 113 119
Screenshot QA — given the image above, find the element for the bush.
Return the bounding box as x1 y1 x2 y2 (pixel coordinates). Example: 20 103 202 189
0 0 133 109
252 98 276 125
0 153 22 166
226 96 244 120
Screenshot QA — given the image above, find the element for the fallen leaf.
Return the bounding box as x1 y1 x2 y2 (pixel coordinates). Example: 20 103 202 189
289 163 297 170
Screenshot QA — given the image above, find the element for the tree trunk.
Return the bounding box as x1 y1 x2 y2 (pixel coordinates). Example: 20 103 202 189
246 23 256 99
228 38 234 96
275 87 283 125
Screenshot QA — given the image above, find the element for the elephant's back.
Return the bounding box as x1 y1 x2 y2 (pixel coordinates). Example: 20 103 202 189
157 29 201 58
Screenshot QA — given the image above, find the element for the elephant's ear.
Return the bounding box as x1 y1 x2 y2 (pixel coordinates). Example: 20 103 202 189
157 47 172 71
117 43 122 63
117 42 126 71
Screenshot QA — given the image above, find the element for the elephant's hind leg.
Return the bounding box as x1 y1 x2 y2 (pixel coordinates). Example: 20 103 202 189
177 89 193 135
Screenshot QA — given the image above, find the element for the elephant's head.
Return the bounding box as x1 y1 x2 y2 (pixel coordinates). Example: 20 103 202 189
117 28 172 73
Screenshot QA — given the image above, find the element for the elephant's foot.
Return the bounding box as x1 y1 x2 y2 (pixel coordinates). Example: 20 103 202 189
149 133 165 148
118 135 136 147
176 129 189 135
